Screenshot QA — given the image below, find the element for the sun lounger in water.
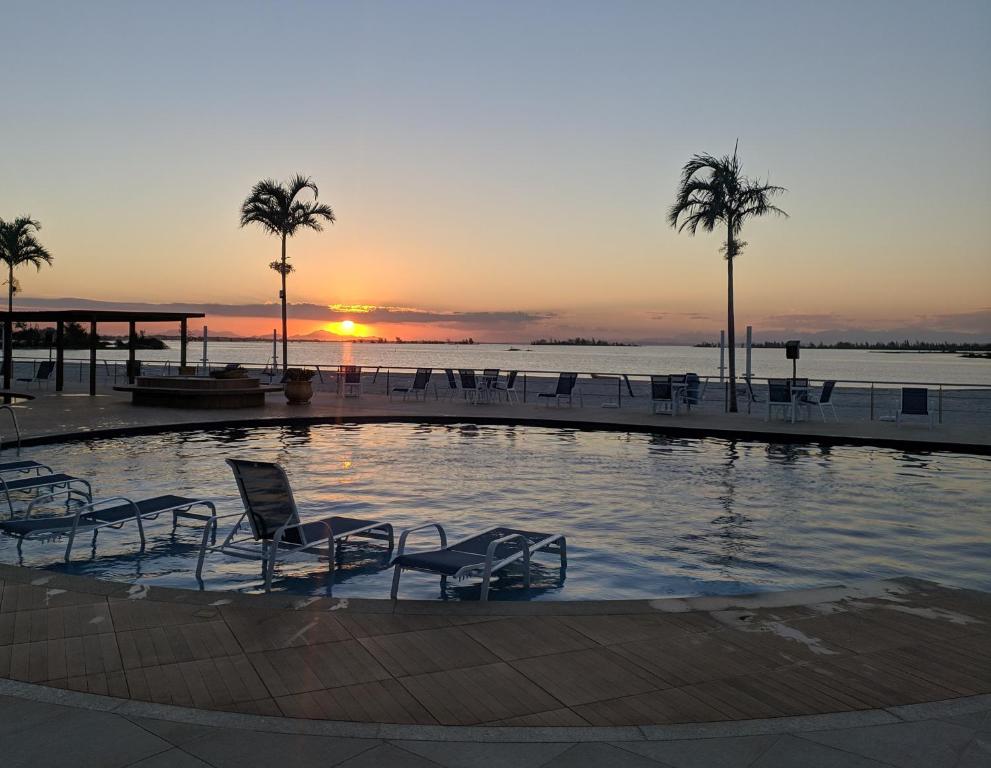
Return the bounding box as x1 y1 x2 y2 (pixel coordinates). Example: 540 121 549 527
0 473 93 518
197 459 394 593
0 460 53 476
390 524 567 600
0 494 216 561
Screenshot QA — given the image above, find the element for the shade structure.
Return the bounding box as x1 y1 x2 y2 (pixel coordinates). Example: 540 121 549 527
1 309 205 395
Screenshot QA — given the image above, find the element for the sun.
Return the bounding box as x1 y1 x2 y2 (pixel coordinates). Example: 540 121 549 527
341 319 355 333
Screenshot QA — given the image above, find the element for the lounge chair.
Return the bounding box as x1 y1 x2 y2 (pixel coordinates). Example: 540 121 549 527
0 473 93 519
494 370 520 404
0 460 53 477
390 523 567 600
0 495 216 561
537 373 580 407
766 378 795 422
897 387 933 429
650 375 676 415
391 368 432 401
198 459 394 592
15 360 55 389
801 380 837 421
740 376 762 414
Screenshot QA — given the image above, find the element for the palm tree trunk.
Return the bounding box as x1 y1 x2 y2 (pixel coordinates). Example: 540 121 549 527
7 264 12 313
726 224 738 413
280 233 288 373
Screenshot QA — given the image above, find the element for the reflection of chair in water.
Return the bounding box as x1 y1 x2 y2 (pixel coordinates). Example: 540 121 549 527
390 523 566 600
897 387 933 429
199 459 394 592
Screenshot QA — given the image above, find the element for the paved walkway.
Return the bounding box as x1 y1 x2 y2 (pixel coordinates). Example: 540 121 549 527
5 387 989 452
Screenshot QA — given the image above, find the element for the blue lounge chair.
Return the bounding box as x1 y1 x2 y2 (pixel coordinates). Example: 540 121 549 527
537 373 580 407
0 495 216 561
801 380 838 422
0 460 53 477
198 459 394 592
15 360 55 389
390 523 567 600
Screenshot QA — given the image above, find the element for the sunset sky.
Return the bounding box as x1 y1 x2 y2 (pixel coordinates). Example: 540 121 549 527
2 1 989 342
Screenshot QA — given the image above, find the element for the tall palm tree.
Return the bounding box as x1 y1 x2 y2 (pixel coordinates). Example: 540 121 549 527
239 174 335 372
0 216 54 312
669 144 786 412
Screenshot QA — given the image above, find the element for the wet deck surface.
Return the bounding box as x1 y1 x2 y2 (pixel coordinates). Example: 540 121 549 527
1 565 988 728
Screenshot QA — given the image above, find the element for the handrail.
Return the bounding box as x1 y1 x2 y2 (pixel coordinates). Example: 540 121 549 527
6 354 991 390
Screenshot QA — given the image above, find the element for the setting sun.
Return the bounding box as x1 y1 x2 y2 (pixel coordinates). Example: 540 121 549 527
322 319 373 338
341 319 355 333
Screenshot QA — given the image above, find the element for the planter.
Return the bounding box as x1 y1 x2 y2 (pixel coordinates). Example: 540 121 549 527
284 380 313 405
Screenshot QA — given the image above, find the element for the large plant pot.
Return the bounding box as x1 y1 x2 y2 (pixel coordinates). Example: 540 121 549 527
285 380 313 405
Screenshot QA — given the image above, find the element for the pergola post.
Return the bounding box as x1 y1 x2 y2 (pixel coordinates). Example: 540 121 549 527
89 321 98 395
55 321 65 392
128 321 137 383
2 316 11 392
180 318 187 369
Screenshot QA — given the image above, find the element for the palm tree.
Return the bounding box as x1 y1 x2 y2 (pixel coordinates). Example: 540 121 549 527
0 216 54 312
239 174 335 372
669 143 786 412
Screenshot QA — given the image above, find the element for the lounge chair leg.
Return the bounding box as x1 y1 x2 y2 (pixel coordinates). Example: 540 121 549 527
390 565 402 599
480 575 490 602
440 575 447 594
559 538 567 568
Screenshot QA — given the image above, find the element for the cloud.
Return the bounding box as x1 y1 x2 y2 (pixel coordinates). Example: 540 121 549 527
18 297 555 327
916 308 991 334
649 311 711 321
762 313 848 329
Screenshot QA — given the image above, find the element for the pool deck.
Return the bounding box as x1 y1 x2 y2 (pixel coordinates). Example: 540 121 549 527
1 389 990 765
4 386 990 452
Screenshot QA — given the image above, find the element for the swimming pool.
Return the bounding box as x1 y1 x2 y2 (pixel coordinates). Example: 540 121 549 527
4 422 990 600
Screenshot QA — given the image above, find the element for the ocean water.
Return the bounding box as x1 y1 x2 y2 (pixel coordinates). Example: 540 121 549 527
14 341 991 386
5 423 989 601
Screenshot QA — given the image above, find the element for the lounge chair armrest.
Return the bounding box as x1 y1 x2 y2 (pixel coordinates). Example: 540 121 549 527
392 522 448 562
22 488 95 519
482 533 532 593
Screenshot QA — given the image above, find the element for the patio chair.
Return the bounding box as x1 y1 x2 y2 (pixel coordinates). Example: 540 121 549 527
801 380 838 422
0 472 93 519
766 378 795 422
391 368 432 402
198 459 394 592
537 373 581 407
683 372 705 410
481 368 500 400
0 494 216 561
650 375 676 415
494 370 520 404
390 523 567 601
341 366 362 397
739 376 762 414
458 369 484 404
897 387 933 429
15 360 55 390
442 368 459 400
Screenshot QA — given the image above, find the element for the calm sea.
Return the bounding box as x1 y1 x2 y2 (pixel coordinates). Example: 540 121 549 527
13 341 991 386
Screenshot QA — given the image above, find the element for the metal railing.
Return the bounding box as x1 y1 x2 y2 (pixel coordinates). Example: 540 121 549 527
9 355 991 425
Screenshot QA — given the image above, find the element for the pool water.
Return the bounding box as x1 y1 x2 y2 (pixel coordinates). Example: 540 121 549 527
4 423 990 600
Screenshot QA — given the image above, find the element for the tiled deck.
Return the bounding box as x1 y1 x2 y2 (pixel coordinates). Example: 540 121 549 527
1 565 988 728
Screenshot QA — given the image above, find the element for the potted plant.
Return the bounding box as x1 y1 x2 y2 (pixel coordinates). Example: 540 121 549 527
284 368 315 404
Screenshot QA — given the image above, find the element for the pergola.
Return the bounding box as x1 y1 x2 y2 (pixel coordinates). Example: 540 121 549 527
1 310 205 395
